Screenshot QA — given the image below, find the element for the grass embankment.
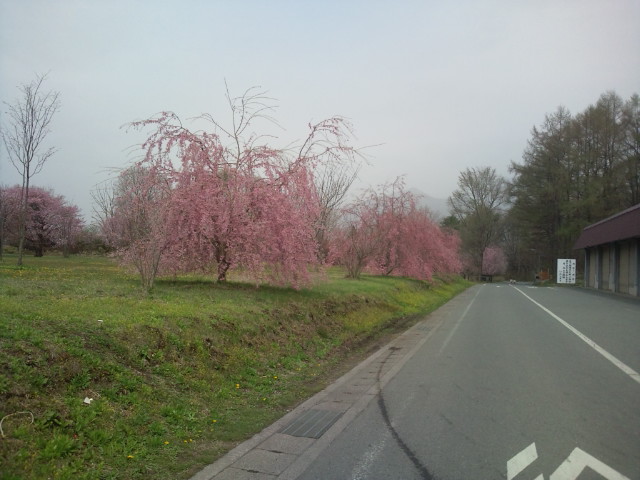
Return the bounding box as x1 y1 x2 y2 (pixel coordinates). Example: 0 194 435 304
0 255 470 480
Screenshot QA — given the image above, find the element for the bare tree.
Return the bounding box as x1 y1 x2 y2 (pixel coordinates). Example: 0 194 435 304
294 117 363 262
1 73 60 265
448 166 508 276
200 84 280 164
449 166 508 219
90 178 118 230
313 161 361 262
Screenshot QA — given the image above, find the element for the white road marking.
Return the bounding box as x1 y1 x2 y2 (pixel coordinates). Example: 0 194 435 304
350 389 418 479
549 447 630 480
513 287 640 385
507 442 538 480
438 286 483 356
350 432 390 480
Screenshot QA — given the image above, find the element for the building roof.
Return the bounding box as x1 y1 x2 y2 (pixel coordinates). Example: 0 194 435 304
573 203 640 249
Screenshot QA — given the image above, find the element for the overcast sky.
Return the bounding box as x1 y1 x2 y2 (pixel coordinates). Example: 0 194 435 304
1 0 639 222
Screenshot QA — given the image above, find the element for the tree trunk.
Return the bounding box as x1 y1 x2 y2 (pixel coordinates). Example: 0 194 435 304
17 215 26 265
217 260 230 282
214 240 230 282
17 177 29 266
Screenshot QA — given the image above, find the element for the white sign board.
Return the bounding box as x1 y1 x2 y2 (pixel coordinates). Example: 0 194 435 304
557 259 576 284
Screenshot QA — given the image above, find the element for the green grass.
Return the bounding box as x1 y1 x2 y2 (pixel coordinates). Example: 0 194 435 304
0 255 471 479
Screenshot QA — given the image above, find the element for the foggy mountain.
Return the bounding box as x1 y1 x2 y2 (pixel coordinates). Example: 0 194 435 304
410 188 450 220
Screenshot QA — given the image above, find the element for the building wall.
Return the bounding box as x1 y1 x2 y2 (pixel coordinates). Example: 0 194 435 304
601 245 611 290
583 239 639 296
619 241 630 293
588 250 596 288
631 239 639 296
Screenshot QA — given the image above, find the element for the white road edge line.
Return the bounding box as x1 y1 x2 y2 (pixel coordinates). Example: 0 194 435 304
438 285 483 356
513 287 640 385
507 442 538 480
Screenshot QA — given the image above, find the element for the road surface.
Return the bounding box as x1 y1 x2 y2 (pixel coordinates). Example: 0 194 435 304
297 284 640 480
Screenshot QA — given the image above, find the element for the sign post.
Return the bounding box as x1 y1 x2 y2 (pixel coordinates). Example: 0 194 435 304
557 259 576 284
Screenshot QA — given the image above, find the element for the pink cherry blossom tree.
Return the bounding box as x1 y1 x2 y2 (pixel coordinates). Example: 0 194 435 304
120 86 358 288
332 179 462 280
1 185 83 257
102 165 172 291
482 245 507 276
331 192 384 279
50 204 83 257
0 185 20 260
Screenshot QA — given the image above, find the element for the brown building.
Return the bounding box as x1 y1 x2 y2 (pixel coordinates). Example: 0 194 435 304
573 203 640 297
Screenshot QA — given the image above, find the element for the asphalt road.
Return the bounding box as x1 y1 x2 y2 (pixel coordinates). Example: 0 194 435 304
297 284 640 480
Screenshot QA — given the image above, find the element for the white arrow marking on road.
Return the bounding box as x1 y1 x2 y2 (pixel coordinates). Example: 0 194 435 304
508 443 538 480
549 447 630 480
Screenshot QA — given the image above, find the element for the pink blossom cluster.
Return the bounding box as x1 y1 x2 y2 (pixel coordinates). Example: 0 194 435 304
332 179 462 280
105 106 463 290
1 185 83 256
481 245 507 276
105 112 321 289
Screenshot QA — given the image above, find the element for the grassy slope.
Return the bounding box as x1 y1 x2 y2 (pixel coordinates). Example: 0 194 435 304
0 255 471 480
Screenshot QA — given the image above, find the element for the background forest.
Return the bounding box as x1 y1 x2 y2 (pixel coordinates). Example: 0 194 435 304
448 91 639 281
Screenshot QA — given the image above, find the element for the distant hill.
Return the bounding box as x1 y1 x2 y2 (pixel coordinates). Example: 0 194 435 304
409 188 450 219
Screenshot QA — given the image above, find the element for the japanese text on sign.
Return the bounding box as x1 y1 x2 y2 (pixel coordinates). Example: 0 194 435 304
557 259 576 284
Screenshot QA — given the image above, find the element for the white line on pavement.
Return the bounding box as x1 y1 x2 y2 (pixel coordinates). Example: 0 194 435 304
507 442 538 480
350 432 390 480
513 287 640 385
